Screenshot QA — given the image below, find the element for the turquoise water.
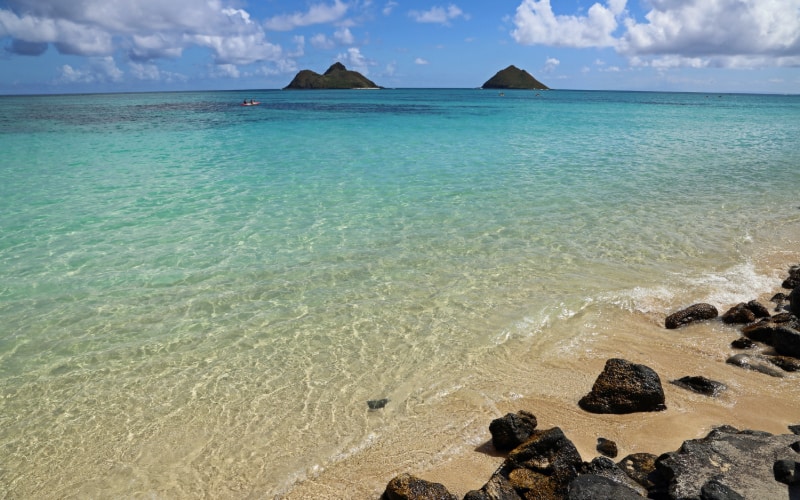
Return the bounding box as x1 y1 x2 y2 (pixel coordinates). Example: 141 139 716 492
1 89 799 497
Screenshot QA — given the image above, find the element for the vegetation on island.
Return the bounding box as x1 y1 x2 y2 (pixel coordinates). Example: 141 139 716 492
284 62 381 89
482 65 549 90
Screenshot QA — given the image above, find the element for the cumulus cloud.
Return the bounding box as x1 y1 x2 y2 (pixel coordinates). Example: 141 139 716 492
58 56 123 83
334 27 355 45
414 57 429 65
410 4 468 25
337 47 371 73
511 0 624 48
265 0 349 31
544 57 559 72
383 2 398 16
512 0 800 69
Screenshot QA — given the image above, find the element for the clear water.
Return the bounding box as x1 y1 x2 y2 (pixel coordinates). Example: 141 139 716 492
1 89 799 497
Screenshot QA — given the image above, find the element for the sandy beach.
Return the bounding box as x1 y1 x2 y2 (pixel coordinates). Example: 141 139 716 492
286 257 800 499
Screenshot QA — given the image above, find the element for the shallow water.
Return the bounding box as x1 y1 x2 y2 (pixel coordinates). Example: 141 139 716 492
1 89 799 498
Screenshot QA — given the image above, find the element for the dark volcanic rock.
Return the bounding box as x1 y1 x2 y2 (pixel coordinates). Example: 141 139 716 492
665 303 718 329
747 300 771 318
742 313 800 357
490 410 538 452
789 424 800 435
284 62 381 89
578 457 646 496
381 473 457 500
566 474 645 500
790 285 800 316
773 459 800 485
699 478 745 500
670 376 726 396
655 426 799 500
618 453 662 492
596 437 618 458
767 355 800 372
782 265 800 289
368 398 389 409
506 427 583 498
721 303 756 324
463 468 521 500
730 336 755 349
725 353 784 377
482 65 549 90
578 359 666 414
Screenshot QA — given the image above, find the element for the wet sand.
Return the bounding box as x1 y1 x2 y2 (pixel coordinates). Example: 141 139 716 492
286 272 800 499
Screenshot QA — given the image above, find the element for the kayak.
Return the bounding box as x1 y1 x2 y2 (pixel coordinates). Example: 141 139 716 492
241 102 261 106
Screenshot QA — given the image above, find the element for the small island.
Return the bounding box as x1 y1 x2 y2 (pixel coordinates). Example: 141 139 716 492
482 65 549 90
283 62 381 90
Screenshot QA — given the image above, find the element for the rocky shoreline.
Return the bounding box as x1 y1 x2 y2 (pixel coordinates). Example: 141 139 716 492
381 266 800 499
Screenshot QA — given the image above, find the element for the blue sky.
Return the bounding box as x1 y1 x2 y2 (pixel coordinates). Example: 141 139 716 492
1 0 798 94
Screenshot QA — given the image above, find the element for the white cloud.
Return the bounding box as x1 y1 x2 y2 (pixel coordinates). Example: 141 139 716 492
409 4 468 25
618 0 800 68
383 1 398 16
414 57 429 65
334 27 355 45
57 56 123 83
511 0 800 69
544 57 559 72
265 0 349 31
337 47 371 74
511 0 623 48
311 33 335 49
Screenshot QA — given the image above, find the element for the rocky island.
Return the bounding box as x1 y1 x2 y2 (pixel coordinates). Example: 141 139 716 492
283 62 381 90
482 65 549 90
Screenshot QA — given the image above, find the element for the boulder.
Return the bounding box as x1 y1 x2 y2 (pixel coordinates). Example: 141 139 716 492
463 468 521 500
566 474 645 500
741 313 800 344
725 354 784 377
381 473 457 500
578 359 666 414
490 410 538 452
790 285 800 316
699 478 745 500
721 303 755 325
617 453 660 490
670 376 726 396
789 424 800 435
506 427 583 499
767 355 800 372
578 457 647 496
655 426 799 500
596 438 618 458
772 460 800 485
730 337 755 349
665 303 718 329
782 265 800 290
746 300 771 318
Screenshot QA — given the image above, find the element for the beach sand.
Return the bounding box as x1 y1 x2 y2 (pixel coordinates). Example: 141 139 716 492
285 267 800 499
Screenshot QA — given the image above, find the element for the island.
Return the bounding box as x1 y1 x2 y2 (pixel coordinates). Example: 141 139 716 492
283 62 381 90
481 65 549 90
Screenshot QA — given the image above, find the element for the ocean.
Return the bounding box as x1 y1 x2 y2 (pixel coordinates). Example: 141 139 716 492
1 89 799 498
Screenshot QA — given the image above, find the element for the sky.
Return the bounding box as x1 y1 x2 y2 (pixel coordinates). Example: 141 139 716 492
1 0 799 94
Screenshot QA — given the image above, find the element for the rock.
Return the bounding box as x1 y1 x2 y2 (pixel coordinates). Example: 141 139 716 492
596 438 618 458
771 292 788 303
746 300 771 318
670 376 726 396
489 411 538 452
770 322 800 358
506 427 583 498
773 459 800 485
721 303 755 325
789 424 800 435
699 477 745 500
791 286 800 315
655 426 799 500
368 398 389 410
782 265 800 289
730 337 755 349
617 453 660 490
381 473 457 500
741 313 800 345
665 303 718 329
482 65 549 90
284 62 381 89
578 359 666 414
566 474 645 500
767 355 800 372
578 457 647 496
463 468 521 500
725 354 784 377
